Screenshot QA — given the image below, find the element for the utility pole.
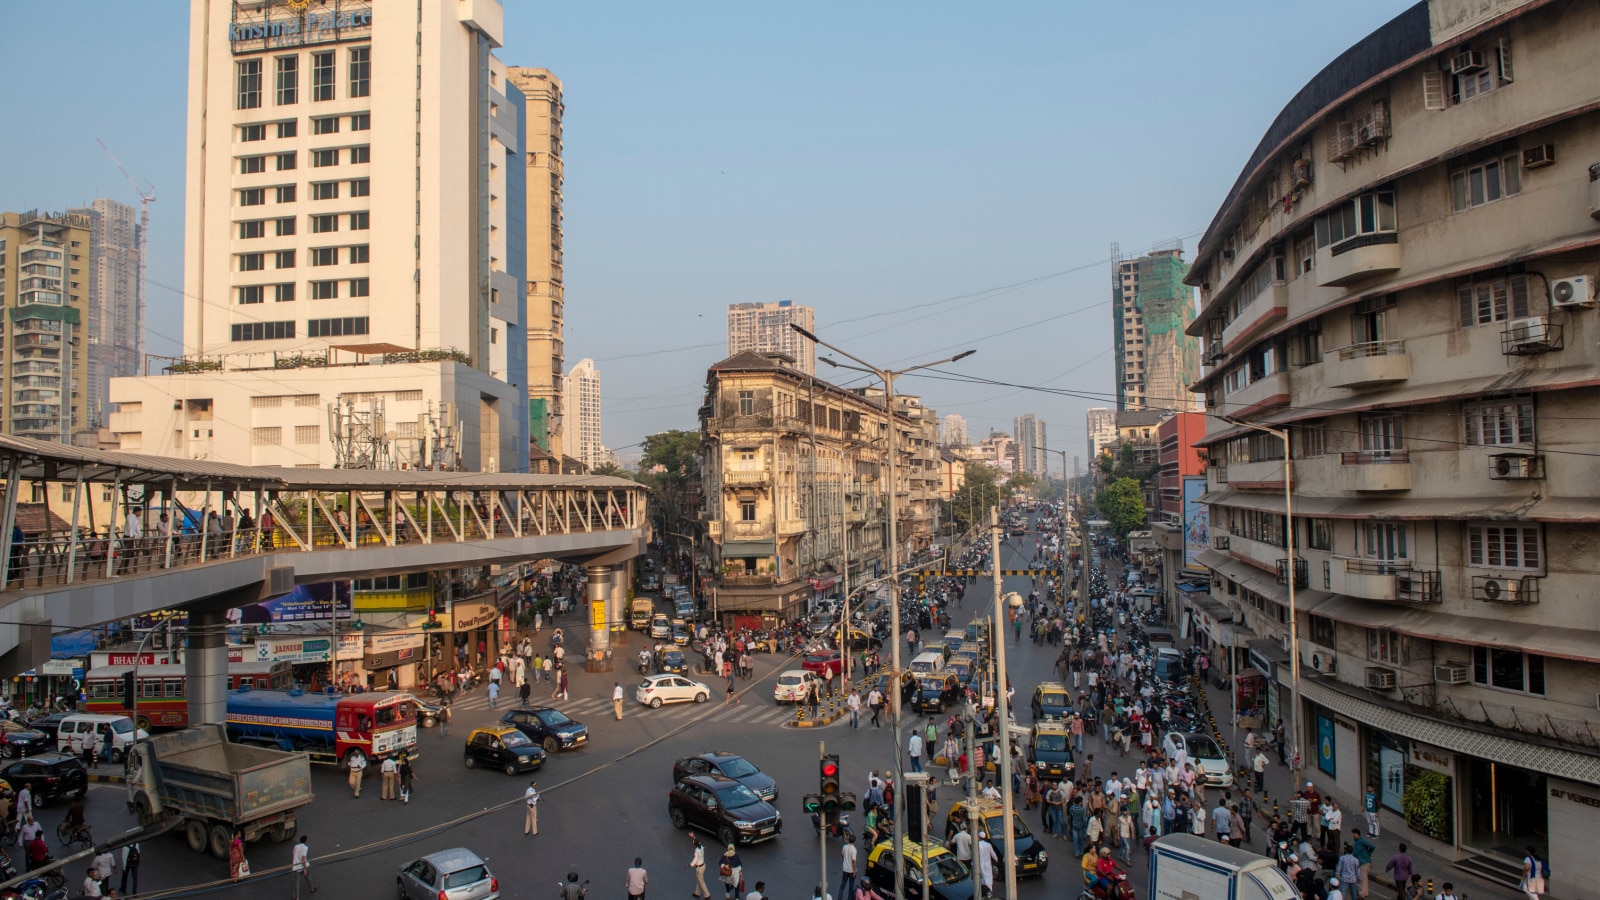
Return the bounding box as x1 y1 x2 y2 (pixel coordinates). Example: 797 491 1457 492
990 508 1018 900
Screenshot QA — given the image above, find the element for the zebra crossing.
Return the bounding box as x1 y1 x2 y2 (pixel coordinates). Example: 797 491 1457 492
439 687 816 728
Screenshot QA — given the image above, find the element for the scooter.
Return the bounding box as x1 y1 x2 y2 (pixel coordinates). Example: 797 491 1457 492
1079 866 1136 900
811 811 854 843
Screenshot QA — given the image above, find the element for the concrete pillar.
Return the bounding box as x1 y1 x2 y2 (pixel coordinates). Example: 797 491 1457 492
610 566 630 639
585 565 612 667
187 609 231 726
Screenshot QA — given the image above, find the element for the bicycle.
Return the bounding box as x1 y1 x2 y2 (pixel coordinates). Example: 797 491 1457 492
55 819 92 850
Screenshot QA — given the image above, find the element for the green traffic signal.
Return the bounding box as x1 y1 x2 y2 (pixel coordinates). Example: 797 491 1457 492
839 791 857 811
821 795 839 812
803 793 822 813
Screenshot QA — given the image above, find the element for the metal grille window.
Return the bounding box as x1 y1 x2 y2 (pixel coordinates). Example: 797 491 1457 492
275 55 298 105
311 51 335 101
308 317 369 337
252 427 283 446
348 47 370 98
237 60 262 110
1463 396 1534 446
1467 523 1540 570
1366 628 1405 665
231 321 294 341
295 425 321 445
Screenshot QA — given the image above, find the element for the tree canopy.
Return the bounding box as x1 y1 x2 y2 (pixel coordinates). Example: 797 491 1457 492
1096 477 1147 538
639 429 700 531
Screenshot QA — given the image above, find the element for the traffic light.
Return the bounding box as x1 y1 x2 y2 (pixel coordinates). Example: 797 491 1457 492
820 754 840 812
803 794 823 814
839 791 856 811
121 672 135 710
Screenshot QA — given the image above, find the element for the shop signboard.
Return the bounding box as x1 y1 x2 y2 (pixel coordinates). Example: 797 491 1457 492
41 659 83 678
337 634 364 661
1316 711 1337 777
255 637 334 664
454 599 498 632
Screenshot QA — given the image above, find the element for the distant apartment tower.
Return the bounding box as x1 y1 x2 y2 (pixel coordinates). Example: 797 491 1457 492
0 210 94 443
939 413 968 447
69 199 143 428
507 67 565 454
1112 246 1200 412
727 301 814 375
1086 407 1116 462
562 358 601 469
1013 414 1047 476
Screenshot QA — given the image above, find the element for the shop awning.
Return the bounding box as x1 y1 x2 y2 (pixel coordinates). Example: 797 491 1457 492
1312 594 1600 664
1247 638 1290 678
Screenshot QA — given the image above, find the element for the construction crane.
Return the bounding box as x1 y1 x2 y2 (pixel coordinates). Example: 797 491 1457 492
97 139 154 381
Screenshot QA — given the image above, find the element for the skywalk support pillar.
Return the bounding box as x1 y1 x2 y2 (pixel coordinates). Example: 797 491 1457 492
610 565 630 645
585 564 614 670
187 609 230 726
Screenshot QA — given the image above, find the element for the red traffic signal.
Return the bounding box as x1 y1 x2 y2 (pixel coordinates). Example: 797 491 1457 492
820 754 841 798
821 761 838 778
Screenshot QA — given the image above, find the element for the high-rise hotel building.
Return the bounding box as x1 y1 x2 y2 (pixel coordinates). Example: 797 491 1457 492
111 0 530 470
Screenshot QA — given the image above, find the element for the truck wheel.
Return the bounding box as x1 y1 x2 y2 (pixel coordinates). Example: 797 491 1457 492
133 794 154 826
185 819 208 854
209 824 231 860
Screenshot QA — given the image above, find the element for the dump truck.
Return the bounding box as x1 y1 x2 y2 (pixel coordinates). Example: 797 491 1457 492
1148 833 1297 900
126 724 314 860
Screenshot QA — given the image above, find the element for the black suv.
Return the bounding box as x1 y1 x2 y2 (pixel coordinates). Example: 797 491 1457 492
0 752 88 805
672 752 777 801
667 774 781 846
499 707 588 754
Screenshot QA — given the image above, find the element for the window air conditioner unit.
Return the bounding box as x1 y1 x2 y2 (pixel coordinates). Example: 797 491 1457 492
1433 664 1469 685
1550 275 1592 309
1449 50 1487 74
1292 159 1313 188
1308 652 1336 676
1365 666 1398 690
1505 316 1546 346
1489 453 1542 480
1475 575 1524 603
1521 144 1556 169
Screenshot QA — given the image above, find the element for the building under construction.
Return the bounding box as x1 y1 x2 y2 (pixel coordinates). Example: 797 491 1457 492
1111 244 1200 413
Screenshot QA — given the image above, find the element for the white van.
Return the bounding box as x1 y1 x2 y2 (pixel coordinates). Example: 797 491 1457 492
55 713 147 762
910 650 946 675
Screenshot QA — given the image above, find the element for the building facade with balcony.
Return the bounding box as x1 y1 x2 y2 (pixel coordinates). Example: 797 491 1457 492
699 351 917 624
1185 1 1600 887
0 211 93 443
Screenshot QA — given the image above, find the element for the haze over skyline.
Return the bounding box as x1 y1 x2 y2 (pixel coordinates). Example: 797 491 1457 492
0 1 1408 461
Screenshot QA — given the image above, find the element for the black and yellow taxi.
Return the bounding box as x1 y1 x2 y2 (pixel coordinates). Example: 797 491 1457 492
657 648 689 675
1027 718 1075 782
864 839 974 900
1029 682 1072 721
462 724 545 776
945 798 1048 876
912 672 959 714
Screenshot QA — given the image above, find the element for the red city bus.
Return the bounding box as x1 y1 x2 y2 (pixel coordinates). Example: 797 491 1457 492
84 661 295 730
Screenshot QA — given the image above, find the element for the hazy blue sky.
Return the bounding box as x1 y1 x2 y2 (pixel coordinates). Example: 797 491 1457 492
0 1 1410 466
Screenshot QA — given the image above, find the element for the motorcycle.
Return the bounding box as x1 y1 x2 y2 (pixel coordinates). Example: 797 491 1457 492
1274 841 1295 871
811 811 854 843
1079 865 1136 900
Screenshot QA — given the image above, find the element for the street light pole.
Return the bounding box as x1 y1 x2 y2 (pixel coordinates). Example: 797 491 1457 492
1035 445 1070 602
990 510 1019 900
789 324 975 900
1222 415 1301 788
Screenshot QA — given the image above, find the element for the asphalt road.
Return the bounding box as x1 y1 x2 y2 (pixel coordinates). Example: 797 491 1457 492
55 520 1143 900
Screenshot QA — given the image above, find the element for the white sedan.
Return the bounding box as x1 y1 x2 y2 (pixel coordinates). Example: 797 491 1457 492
1162 731 1234 786
773 669 823 704
636 674 710 708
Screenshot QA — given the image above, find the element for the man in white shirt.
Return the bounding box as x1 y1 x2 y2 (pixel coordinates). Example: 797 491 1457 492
948 824 974 862
613 682 624 720
846 691 861 729
981 781 1002 801
380 755 398 800
524 780 540 835
688 835 710 900
838 835 858 900
907 731 923 773
346 752 366 798
977 835 999 896
291 835 316 898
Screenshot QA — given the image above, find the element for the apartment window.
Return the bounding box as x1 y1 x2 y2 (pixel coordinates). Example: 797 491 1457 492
1366 628 1405 666
239 188 265 207
740 501 756 522
275 217 296 237
311 50 335 101
1306 518 1334 551
295 425 320 445
1292 233 1315 277
349 145 371 164
308 316 369 337
239 155 266 175
311 181 339 201
276 152 297 171
311 149 339 168
348 244 369 264
275 185 297 203
1308 614 1336 646
310 280 339 300
275 55 298 105
1464 396 1534 446
275 249 296 268
237 252 265 272
239 123 266 142
252 427 282 446
1450 154 1521 213
310 247 338 267
237 285 265 305
238 220 265 240
312 116 339 135
348 178 370 198
1471 647 1544 695
1358 413 1404 452
1363 521 1408 563
311 214 338 234
738 390 755 416
236 60 262 109
348 47 370 98
348 277 370 297
1313 190 1397 250
350 113 370 131
231 321 294 341
1294 422 1328 458
274 283 295 303
348 212 369 231
276 120 297 139
1228 508 1287 546
1457 274 1531 326
1467 523 1540 570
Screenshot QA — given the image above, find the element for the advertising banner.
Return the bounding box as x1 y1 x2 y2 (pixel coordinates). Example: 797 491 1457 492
1182 476 1209 568
233 582 352 624
255 637 334 664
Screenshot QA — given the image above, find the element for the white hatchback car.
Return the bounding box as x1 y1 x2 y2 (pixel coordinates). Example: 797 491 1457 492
1162 731 1234 786
773 669 823 704
636 674 711 708
650 614 673 640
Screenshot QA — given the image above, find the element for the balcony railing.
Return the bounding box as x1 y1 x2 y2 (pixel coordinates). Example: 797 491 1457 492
722 469 771 486
1340 449 1409 464
1324 340 1410 389
1276 557 1308 588
1335 557 1440 604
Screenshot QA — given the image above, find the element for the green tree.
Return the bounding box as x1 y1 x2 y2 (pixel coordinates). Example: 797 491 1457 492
1096 477 1147 538
943 462 1008 533
639 429 700 531
591 462 634 480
